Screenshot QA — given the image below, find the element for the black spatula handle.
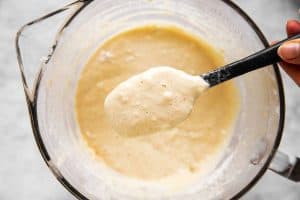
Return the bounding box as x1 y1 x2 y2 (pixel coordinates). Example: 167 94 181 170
201 33 300 87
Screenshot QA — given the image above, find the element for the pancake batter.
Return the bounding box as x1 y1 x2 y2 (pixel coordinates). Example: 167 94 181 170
104 66 209 137
75 25 240 184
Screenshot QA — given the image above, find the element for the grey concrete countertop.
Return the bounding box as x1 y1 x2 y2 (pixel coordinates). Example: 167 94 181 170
0 0 300 199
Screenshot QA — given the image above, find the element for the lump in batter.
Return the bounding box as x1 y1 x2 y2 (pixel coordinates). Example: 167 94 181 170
104 66 208 137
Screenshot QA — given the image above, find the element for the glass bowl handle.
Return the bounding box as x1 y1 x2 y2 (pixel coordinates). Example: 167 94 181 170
269 151 300 182
15 0 92 104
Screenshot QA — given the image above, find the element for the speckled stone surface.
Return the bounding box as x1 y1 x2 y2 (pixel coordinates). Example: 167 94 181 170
0 0 299 199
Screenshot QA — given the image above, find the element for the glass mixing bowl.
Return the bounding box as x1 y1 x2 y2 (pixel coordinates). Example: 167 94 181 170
16 0 300 199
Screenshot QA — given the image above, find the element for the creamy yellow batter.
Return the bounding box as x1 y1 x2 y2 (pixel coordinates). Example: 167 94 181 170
75 25 240 182
104 66 209 137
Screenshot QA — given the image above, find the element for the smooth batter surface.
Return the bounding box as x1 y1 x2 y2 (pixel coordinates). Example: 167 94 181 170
76 25 240 183
104 66 209 137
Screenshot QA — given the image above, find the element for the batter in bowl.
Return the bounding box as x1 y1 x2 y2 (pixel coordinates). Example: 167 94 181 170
75 25 240 188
